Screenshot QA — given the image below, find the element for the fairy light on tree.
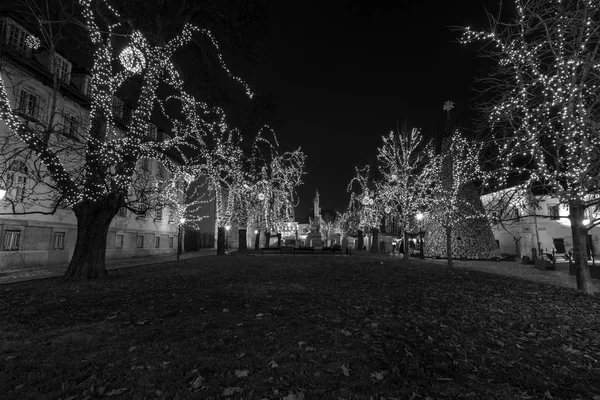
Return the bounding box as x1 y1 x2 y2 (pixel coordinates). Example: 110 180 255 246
348 165 382 252
428 128 486 271
462 0 600 295
119 45 145 74
0 0 254 279
375 125 434 259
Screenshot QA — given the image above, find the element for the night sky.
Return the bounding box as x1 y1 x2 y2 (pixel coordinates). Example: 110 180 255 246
247 0 499 218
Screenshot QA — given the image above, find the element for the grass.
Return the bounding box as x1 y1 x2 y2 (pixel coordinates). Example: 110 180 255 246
1 254 600 400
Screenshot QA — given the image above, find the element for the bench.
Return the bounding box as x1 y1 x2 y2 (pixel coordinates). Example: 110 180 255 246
293 247 315 255
261 247 282 255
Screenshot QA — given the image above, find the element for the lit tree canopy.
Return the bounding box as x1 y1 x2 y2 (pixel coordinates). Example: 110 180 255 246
0 0 253 278
462 0 600 294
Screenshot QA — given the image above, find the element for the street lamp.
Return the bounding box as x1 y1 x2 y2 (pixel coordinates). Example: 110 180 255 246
416 212 424 259
225 225 231 250
177 217 186 261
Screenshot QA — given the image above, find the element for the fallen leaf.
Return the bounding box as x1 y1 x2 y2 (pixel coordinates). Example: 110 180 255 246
223 387 243 396
371 371 384 381
298 341 306 347
544 391 553 400
235 369 249 378
223 308 229 313
341 329 352 336
190 375 205 389
268 360 278 369
305 346 315 351
106 388 127 396
256 313 264 318
341 364 350 376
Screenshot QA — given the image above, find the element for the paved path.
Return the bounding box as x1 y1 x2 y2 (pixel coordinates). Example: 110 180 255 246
0 249 216 285
423 257 600 293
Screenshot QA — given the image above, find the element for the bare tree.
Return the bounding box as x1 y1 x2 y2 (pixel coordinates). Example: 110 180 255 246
428 130 486 271
376 126 434 259
0 0 251 278
462 0 600 295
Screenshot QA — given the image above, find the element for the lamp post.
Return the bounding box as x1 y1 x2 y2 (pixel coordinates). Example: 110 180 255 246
225 225 230 250
177 217 186 261
416 212 424 259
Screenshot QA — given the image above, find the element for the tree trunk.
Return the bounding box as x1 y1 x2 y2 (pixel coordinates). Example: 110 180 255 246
265 231 271 248
238 228 248 253
254 230 260 250
370 228 379 253
64 197 119 280
446 225 453 272
403 230 410 260
357 230 364 250
217 226 226 255
569 203 595 295
277 233 281 247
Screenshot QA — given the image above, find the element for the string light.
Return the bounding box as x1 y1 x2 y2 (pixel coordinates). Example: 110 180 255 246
118 45 145 74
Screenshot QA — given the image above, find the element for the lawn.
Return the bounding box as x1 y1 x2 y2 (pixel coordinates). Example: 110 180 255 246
1 254 600 400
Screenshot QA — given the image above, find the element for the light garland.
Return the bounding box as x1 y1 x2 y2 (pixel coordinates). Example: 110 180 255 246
118 45 145 74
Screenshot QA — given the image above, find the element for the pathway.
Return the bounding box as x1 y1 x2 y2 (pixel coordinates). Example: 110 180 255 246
0 249 216 285
423 257 600 293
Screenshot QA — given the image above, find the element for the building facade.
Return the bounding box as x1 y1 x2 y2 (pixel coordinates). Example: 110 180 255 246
481 187 600 258
0 16 186 268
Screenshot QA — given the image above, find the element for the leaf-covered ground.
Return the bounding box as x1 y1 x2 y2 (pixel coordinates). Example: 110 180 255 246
1 254 600 400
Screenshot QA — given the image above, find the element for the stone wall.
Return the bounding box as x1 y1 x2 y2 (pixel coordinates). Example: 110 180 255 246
424 184 500 260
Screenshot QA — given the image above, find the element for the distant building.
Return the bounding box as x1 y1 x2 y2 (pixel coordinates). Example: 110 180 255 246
481 186 600 258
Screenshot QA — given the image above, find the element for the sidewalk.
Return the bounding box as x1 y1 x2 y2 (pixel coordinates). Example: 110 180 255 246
423 257 600 293
0 249 216 285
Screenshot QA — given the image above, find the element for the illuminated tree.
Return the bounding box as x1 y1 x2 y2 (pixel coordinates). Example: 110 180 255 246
376 126 434 259
428 130 486 270
336 194 361 245
0 0 251 278
348 165 382 252
462 0 600 295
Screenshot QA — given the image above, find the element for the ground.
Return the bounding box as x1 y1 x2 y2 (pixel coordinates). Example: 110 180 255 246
1 254 599 400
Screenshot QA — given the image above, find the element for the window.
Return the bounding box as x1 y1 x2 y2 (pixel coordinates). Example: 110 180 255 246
137 235 144 248
147 123 157 141
6 161 28 202
157 163 166 179
52 232 65 250
491 212 499 226
53 54 71 83
63 113 78 137
141 158 150 171
5 20 30 56
154 206 163 221
3 230 20 251
112 96 124 119
154 236 160 248
117 207 127 217
169 236 174 248
136 202 147 219
548 204 560 220
18 89 42 119
512 208 520 222
116 234 124 249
